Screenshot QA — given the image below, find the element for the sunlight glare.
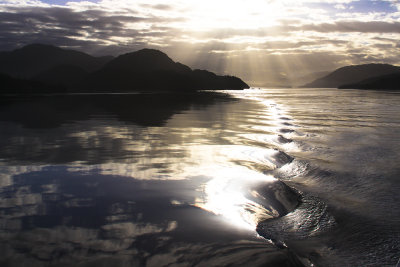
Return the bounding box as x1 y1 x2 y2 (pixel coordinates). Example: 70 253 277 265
184 0 283 30
194 166 277 230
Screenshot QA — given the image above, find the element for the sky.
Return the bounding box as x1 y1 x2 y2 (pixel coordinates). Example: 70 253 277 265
0 0 399 86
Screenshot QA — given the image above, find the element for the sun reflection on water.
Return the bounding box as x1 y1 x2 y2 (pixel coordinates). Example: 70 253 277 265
194 166 276 230
0 90 301 233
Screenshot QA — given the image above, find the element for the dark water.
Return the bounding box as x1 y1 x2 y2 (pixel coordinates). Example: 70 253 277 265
0 89 399 266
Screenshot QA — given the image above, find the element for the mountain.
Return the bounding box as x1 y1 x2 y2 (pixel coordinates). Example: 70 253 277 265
303 64 400 88
339 72 400 90
0 73 64 93
190 69 249 90
33 65 88 87
291 71 331 87
0 45 249 93
103 48 191 74
0 44 113 78
80 48 249 92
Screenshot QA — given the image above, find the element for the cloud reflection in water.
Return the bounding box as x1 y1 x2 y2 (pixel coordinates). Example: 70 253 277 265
0 92 304 266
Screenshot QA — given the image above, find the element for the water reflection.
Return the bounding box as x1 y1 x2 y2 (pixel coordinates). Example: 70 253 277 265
3 89 398 266
0 93 303 266
196 166 298 229
239 88 400 267
0 167 301 266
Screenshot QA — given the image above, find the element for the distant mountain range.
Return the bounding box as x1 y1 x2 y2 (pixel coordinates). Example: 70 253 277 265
2 44 398 92
0 44 249 93
0 72 65 93
303 63 400 90
0 44 112 78
79 49 248 92
302 64 400 89
338 72 400 90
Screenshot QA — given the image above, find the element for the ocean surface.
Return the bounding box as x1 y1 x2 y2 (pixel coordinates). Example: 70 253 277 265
0 88 399 267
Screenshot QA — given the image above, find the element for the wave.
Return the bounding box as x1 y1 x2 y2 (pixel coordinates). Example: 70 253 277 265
231 97 341 266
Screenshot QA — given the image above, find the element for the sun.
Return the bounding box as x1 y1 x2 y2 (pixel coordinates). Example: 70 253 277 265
183 0 283 30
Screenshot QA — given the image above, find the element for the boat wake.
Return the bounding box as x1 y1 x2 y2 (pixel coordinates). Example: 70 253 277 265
232 95 339 266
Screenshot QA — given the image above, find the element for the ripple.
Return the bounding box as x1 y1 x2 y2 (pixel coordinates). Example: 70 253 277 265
277 135 293 144
256 194 336 247
279 128 295 134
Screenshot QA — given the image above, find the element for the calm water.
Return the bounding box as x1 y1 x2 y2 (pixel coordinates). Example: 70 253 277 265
0 88 399 267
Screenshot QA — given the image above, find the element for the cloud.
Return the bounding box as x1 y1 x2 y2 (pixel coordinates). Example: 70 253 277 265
140 3 173 11
0 0 399 86
334 4 346 9
0 4 187 52
298 21 400 33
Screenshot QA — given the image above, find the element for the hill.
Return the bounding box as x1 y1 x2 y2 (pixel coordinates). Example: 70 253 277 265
103 48 191 74
79 48 249 92
33 65 89 87
0 44 113 78
303 64 400 88
0 73 64 93
339 72 400 90
0 45 249 93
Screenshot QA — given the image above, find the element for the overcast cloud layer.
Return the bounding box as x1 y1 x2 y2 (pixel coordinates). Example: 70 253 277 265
1 0 400 86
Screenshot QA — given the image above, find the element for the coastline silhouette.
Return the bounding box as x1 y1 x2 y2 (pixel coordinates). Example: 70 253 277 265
0 44 249 93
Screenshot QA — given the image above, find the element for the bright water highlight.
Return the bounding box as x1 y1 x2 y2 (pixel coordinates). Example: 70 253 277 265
0 88 399 266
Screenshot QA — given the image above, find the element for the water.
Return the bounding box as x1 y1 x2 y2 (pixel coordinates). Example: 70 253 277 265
0 88 399 266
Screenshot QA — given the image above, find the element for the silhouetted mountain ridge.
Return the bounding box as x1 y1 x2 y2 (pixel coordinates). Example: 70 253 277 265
104 48 191 74
0 44 249 93
0 44 113 78
33 65 89 87
339 72 400 90
0 72 65 93
303 64 400 88
80 48 249 91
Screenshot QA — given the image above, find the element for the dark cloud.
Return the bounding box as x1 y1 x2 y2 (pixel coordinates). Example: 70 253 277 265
258 39 348 50
373 36 398 41
0 5 184 52
373 43 396 49
1 4 399 54
0 3 399 86
2 6 146 27
173 21 400 41
297 21 400 33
